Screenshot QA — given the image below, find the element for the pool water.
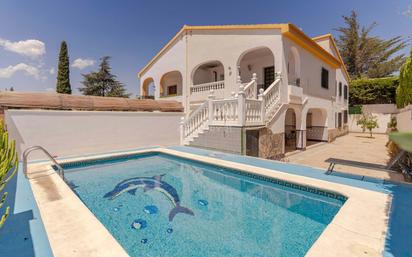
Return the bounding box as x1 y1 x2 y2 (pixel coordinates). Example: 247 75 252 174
64 153 345 257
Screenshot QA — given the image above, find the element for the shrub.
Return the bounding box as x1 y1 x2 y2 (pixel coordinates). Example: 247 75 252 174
350 77 399 105
0 121 18 229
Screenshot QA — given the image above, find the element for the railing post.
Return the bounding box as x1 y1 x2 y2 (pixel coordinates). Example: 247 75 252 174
252 73 257 99
179 116 185 145
258 88 265 123
208 90 215 125
238 85 246 126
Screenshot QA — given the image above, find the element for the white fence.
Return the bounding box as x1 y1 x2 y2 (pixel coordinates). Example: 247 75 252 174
5 110 183 160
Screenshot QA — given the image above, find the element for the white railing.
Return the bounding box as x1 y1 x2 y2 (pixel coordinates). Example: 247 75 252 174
261 77 281 118
180 73 282 144
245 99 263 125
190 81 225 102
182 100 209 141
211 98 239 126
243 73 257 99
190 81 224 93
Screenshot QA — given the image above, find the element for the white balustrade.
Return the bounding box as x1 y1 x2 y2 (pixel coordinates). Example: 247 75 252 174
243 73 258 99
181 73 282 145
245 99 263 125
211 99 239 126
263 78 281 118
182 100 209 139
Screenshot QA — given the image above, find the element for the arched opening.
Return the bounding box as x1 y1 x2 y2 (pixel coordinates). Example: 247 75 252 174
160 71 183 97
238 47 275 91
192 61 224 85
306 108 328 146
285 108 297 152
141 77 155 99
288 47 301 86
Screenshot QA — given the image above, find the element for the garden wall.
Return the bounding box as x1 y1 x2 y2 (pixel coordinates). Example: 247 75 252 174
348 113 392 134
397 105 412 132
5 110 183 160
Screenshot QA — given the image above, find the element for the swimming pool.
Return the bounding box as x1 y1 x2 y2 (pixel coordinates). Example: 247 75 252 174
63 152 346 257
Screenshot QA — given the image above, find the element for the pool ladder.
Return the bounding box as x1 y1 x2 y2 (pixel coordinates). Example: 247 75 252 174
23 146 65 180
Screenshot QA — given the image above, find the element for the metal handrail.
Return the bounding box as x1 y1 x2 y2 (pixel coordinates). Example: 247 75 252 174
23 146 64 180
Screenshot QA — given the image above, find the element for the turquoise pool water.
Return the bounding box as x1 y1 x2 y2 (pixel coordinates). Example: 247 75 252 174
63 152 345 257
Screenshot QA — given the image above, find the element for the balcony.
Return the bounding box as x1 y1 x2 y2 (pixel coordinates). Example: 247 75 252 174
190 81 225 102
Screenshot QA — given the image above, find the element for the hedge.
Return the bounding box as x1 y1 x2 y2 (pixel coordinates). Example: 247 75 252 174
349 77 399 105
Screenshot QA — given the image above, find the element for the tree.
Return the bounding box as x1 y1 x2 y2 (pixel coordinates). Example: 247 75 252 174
356 112 379 137
79 56 130 97
335 10 407 79
56 41 72 94
0 121 18 229
396 47 412 108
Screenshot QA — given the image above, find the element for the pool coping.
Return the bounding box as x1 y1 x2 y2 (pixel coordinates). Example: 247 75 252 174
27 147 391 257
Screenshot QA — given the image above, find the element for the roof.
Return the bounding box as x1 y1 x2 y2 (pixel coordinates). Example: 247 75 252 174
137 23 344 78
0 92 183 112
312 33 351 81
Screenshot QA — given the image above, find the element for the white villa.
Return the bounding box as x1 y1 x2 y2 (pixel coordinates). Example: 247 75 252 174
138 23 349 158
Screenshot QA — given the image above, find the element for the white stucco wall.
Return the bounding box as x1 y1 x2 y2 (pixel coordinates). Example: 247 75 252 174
348 113 391 134
282 37 337 101
139 35 187 103
397 106 412 132
5 110 183 160
187 29 283 99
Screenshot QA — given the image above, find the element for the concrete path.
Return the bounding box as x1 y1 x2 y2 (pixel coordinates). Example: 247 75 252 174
286 133 405 182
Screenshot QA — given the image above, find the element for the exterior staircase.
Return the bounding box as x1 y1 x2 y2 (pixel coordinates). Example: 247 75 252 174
181 73 282 145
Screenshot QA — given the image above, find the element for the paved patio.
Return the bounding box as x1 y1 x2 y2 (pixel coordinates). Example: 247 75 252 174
286 133 405 182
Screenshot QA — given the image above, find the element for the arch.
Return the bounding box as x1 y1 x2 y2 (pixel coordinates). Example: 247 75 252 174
160 71 183 97
141 77 155 97
284 108 297 152
288 47 301 86
306 108 328 144
191 60 224 85
237 47 275 90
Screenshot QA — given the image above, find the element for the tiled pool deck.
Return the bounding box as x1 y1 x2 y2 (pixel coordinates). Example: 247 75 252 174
6 145 412 257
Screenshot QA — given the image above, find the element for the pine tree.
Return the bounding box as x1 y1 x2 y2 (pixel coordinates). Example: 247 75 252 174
56 41 72 94
79 56 130 98
336 10 407 79
396 47 412 108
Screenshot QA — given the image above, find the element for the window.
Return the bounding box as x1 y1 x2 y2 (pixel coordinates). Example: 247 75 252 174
321 68 329 89
213 71 218 82
338 112 342 128
344 85 348 100
343 110 348 124
167 85 177 95
339 82 342 96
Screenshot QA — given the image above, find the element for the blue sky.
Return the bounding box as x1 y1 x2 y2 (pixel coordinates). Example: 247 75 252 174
0 0 411 96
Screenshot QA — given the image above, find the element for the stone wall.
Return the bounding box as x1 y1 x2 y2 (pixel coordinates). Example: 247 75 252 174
328 125 349 142
258 128 284 160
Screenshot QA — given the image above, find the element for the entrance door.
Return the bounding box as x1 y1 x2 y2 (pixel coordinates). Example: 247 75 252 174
264 66 275 90
246 130 259 157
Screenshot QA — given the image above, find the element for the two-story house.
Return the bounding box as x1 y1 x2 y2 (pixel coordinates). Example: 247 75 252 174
138 23 349 158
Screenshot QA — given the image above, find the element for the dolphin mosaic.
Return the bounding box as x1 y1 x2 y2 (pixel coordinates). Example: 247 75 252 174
104 174 194 221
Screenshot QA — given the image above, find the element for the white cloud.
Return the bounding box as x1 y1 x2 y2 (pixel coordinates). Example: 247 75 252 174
0 63 42 79
403 5 412 18
0 38 45 58
49 67 55 75
72 58 95 69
